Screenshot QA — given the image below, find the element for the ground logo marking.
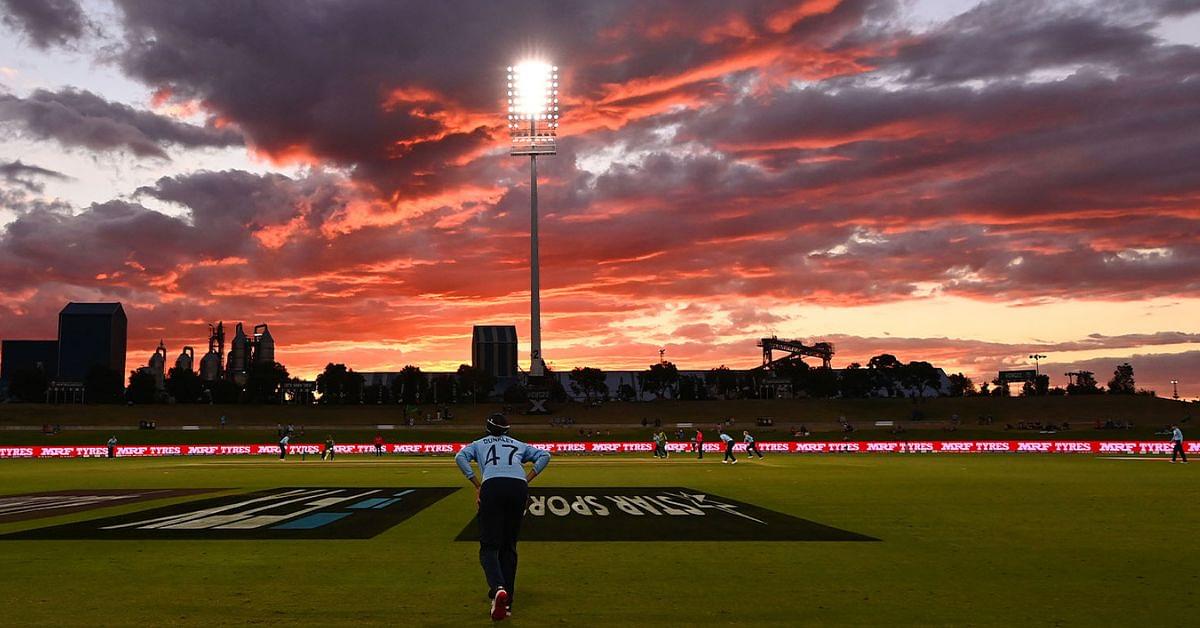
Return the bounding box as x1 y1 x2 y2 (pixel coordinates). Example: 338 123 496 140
455 487 878 542
0 489 223 523
2 487 458 540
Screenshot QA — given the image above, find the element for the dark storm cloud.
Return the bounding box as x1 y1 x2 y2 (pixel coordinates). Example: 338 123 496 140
110 0 882 194
0 88 243 159
0 0 86 49
2 1 1199 382
879 0 1159 83
0 198 194 287
1131 0 1200 17
112 0 631 185
0 159 68 192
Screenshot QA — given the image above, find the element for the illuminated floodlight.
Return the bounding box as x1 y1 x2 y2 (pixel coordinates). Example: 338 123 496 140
504 59 561 390
507 60 558 156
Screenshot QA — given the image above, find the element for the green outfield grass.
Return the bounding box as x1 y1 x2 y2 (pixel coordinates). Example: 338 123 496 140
0 453 1196 627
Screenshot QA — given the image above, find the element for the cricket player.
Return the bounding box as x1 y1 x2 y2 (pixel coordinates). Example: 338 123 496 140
658 430 669 458
455 413 551 621
106 435 117 459
323 435 335 461
720 429 736 464
1171 424 1188 463
743 430 764 459
695 429 704 459
278 433 289 460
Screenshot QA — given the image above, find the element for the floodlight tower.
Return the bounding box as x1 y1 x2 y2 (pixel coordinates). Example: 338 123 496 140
1029 353 1047 376
507 61 559 382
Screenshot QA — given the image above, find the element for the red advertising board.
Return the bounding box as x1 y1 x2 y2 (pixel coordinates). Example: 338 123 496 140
0 441 1194 458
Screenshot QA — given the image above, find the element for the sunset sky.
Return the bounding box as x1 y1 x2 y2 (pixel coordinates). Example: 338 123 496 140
1 0 1198 398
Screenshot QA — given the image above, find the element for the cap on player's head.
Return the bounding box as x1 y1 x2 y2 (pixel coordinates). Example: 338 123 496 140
486 413 510 436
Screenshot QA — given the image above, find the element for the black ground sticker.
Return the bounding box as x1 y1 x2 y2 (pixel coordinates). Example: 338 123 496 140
0 489 222 523
455 487 877 542
3 487 457 540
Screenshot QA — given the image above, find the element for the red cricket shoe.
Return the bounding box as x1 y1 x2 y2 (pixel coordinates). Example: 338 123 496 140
491 589 510 621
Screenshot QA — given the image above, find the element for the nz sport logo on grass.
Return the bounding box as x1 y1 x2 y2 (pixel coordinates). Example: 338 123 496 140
3 487 457 540
456 487 878 542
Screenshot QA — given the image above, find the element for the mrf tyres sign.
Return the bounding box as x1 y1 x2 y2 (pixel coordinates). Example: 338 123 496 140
456 487 877 542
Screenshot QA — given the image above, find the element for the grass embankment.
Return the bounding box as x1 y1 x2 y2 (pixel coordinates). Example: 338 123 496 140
0 396 1191 446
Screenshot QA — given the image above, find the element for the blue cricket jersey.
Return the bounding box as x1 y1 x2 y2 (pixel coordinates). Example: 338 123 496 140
1173 427 1184 442
743 433 755 444
719 432 733 443
456 435 551 483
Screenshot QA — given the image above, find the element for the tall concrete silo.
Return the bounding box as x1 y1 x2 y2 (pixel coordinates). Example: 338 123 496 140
253 323 274 365
148 340 167 390
226 323 249 385
175 346 194 373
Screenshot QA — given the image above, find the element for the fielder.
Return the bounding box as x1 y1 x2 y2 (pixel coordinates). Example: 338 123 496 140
455 414 551 621
743 430 764 459
720 429 737 464
1171 424 1188 463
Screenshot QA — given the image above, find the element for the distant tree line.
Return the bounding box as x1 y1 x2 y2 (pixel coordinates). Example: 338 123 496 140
0 354 1160 405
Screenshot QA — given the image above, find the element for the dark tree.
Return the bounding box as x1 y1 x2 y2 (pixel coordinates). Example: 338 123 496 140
166 367 203 403
1108 363 1135 394
867 354 903 370
8 367 48 402
899 361 941 398
1034 373 1050 396
838 363 873 398
617 383 637 402
1067 371 1101 395
794 366 838 398
391 365 428 404
127 370 157 405
86 366 124 403
456 364 496 402
678 374 709 400
245 361 289 403
569 367 608 402
315 363 364 404
867 354 903 396
362 383 391 404
207 379 241 404
638 361 680 399
947 373 974 397
704 366 739 399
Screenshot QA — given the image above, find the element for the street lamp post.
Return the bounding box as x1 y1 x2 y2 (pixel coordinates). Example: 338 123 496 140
1171 379 1179 400
508 61 559 410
